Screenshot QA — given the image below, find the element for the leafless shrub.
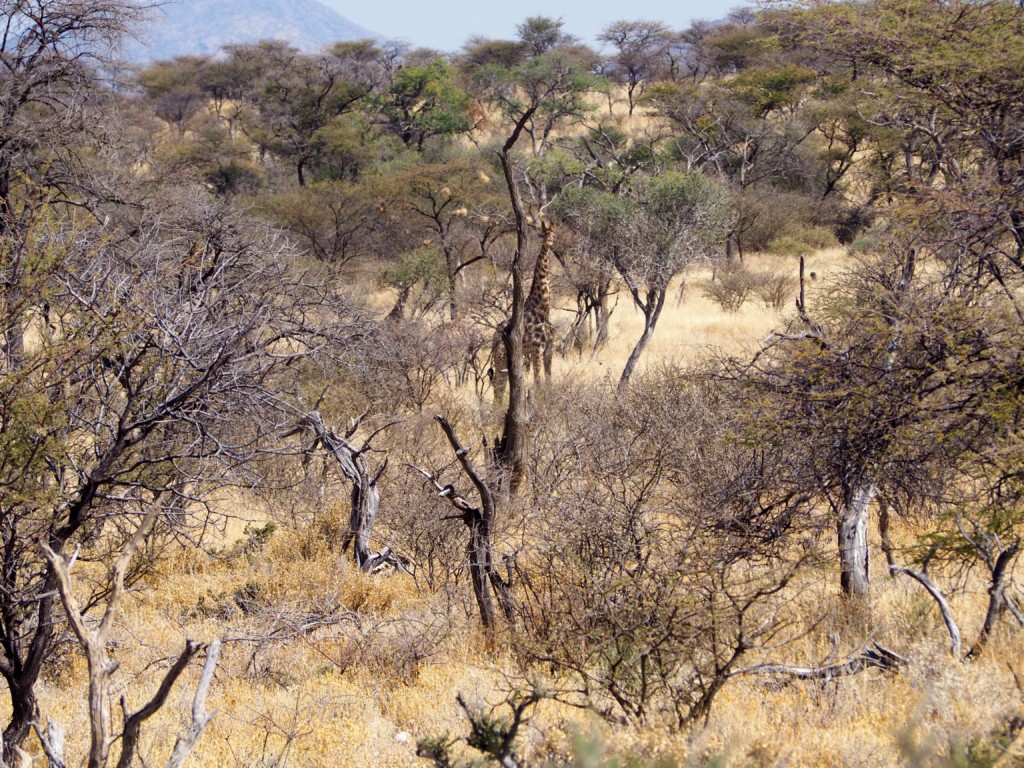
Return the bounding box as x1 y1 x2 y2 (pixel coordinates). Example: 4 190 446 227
704 264 756 312
751 270 799 311
352 320 471 413
514 372 810 728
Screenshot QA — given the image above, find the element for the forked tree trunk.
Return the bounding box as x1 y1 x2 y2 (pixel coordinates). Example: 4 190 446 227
619 286 666 389
432 417 514 630
305 411 382 571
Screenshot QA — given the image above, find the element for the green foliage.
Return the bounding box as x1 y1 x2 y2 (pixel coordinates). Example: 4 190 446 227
135 54 210 98
517 16 573 55
305 113 391 182
418 691 542 768
464 26 599 156
379 247 447 294
255 180 383 264
727 63 816 116
155 115 264 194
416 734 457 768
705 25 778 73
554 171 732 290
381 59 474 149
242 522 277 552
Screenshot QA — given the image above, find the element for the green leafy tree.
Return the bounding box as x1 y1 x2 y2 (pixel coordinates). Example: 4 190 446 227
255 179 385 265
381 59 474 150
736 0 1024 603
464 17 598 160
135 55 210 135
554 171 732 387
242 46 382 186
379 160 507 319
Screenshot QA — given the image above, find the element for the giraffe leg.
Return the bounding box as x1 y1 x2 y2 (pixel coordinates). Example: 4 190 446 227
541 323 554 380
525 342 539 381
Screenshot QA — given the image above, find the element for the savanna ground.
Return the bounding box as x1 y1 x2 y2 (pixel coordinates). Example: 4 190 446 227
21 247 1024 768
6 3 1024 763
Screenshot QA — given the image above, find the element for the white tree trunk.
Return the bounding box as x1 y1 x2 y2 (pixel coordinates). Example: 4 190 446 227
838 481 875 597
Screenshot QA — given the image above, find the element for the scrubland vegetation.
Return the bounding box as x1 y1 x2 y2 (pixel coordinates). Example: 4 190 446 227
1 0 1024 765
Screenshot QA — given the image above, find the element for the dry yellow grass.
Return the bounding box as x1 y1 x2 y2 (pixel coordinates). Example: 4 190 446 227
15 246 1023 768
553 249 848 382
23 510 1024 767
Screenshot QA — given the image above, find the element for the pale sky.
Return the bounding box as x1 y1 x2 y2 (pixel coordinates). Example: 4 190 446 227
323 0 744 53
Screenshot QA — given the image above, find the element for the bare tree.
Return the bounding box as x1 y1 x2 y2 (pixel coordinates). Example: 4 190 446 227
0 0 152 219
515 372 806 727
0 193 356 757
410 416 513 630
300 410 406 573
41 502 220 768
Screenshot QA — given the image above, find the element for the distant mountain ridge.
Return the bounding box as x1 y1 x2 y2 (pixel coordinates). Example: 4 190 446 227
126 0 380 62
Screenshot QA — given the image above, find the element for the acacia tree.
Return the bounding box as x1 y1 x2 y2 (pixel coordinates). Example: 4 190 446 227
780 0 1024 298
463 16 597 162
242 45 383 186
380 57 474 150
554 171 732 388
726 0 1024 602
135 55 210 135
380 160 507 320
598 20 671 116
727 242 1022 600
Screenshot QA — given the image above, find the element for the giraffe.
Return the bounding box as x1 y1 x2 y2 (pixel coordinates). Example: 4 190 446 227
492 220 555 401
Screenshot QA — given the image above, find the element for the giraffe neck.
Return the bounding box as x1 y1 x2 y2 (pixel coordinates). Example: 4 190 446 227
525 221 554 317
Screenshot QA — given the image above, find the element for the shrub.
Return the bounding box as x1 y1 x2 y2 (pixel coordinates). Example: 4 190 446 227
766 225 839 256
704 265 756 312
751 270 798 311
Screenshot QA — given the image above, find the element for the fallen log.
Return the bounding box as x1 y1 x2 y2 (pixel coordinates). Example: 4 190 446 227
731 643 909 683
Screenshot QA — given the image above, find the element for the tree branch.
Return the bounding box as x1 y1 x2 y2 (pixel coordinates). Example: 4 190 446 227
116 640 204 768
165 639 221 768
890 565 962 658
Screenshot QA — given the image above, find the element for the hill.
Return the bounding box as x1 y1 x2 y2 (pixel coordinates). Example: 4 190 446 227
126 0 380 62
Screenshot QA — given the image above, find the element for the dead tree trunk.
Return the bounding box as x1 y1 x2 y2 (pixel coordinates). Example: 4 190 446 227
970 541 1020 658
40 504 221 768
732 643 909 682
304 411 394 572
410 417 514 630
890 565 962 657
